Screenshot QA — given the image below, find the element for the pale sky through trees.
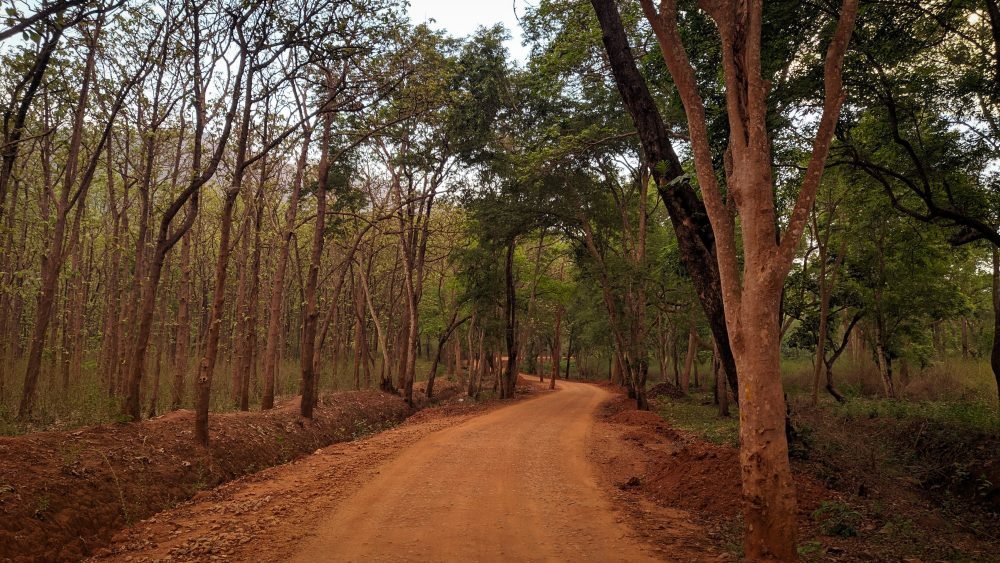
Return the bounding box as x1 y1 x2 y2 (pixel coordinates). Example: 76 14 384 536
407 0 528 63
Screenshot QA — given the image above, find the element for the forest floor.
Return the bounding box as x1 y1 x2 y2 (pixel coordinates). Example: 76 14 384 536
633 383 1000 561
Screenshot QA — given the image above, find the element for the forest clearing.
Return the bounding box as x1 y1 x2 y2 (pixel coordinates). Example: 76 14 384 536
1 0 999 560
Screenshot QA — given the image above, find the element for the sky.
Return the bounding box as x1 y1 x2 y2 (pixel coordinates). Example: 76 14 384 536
407 0 529 63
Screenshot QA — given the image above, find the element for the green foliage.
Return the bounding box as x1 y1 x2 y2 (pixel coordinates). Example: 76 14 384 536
812 501 863 538
833 397 999 434
654 390 739 448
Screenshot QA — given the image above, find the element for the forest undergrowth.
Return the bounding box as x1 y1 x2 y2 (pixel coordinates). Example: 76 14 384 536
646 362 999 561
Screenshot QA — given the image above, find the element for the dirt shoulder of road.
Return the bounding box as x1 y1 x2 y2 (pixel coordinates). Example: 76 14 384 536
86 377 549 563
590 385 1000 562
0 380 490 562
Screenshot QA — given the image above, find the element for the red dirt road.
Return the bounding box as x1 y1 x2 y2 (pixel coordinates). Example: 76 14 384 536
291 380 657 562
96 380 673 562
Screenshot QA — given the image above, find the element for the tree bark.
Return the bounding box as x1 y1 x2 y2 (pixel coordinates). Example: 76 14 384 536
993 248 1000 406
300 108 333 419
262 124 311 409
682 323 697 395
636 0 858 556
502 240 518 399
590 0 739 397
18 22 102 418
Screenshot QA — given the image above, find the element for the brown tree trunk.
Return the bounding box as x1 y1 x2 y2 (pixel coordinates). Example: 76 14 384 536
170 232 192 410
426 313 470 399
682 323 697 395
193 191 238 444
564 329 573 380
194 57 256 443
262 126 311 410
502 240 518 399
300 108 333 419
993 248 1000 407
230 205 253 405
549 308 562 390
18 23 102 418
637 0 857 554
239 165 266 410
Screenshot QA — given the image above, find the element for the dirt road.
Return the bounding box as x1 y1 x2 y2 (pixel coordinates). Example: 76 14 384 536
291 380 657 562
97 380 664 562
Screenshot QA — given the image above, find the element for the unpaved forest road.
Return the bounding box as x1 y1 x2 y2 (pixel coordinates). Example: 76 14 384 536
292 380 657 562
98 381 665 562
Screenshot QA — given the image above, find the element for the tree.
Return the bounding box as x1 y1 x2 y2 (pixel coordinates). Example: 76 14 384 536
637 0 859 557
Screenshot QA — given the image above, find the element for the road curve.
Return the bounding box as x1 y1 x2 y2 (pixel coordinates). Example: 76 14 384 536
290 380 658 562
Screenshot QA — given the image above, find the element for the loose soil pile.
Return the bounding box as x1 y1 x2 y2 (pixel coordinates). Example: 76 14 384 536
593 392 1000 561
647 382 686 400
0 391 410 562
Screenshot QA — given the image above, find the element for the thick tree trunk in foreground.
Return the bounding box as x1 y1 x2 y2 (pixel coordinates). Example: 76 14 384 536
636 0 857 556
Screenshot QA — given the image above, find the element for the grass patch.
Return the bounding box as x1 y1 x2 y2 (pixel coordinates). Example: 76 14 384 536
654 390 739 447
831 397 999 433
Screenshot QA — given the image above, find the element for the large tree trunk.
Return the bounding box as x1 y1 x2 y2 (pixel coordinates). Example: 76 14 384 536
732 284 798 560
634 0 857 555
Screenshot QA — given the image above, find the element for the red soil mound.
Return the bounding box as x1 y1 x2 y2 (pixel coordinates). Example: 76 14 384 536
0 391 410 562
601 396 833 526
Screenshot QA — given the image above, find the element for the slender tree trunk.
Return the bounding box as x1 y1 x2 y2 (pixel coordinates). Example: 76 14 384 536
502 240 518 399
300 108 332 419
993 248 1000 406
564 329 573 380
549 308 562 390
240 183 264 411
261 124 312 410
17 23 102 418
715 341 729 416
682 323 697 395
170 232 192 410
193 192 237 444
231 206 253 405
194 59 255 442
